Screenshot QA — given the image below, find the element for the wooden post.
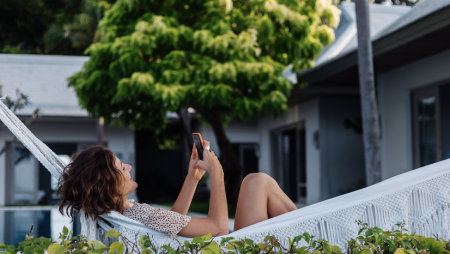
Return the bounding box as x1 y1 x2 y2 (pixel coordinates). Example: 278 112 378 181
97 116 104 146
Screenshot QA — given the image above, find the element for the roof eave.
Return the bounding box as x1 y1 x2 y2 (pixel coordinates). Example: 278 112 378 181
297 4 450 84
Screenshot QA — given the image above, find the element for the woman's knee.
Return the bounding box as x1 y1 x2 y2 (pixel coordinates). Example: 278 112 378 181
242 173 276 188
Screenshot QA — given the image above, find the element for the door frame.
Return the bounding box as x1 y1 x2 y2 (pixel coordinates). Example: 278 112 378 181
270 121 306 204
411 85 442 168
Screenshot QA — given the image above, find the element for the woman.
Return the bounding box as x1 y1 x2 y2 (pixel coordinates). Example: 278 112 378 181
58 141 297 238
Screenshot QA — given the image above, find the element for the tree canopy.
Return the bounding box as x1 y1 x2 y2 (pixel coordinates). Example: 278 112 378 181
0 0 113 55
69 0 341 203
69 0 340 131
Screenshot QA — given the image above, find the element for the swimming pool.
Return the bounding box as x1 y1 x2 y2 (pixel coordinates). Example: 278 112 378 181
0 206 80 247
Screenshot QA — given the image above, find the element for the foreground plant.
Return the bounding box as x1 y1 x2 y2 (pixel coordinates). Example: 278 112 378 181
2 221 450 254
347 221 450 254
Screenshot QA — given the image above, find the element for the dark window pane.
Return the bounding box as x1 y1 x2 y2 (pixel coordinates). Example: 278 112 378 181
300 187 307 198
418 96 437 166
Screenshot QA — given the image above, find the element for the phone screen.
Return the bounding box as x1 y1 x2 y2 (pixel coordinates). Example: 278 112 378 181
192 134 204 160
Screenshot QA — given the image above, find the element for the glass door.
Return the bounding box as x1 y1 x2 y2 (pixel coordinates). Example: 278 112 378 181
272 123 306 204
412 86 441 168
5 144 38 205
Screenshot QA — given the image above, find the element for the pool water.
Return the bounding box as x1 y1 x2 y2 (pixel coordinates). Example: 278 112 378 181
0 207 80 247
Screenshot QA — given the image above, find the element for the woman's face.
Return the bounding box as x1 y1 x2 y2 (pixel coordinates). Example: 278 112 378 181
115 157 138 195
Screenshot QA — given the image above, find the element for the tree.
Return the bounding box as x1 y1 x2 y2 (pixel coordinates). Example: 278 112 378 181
354 0 382 186
68 0 340 204
0 0 114 55
43 0 114 55
0 0 82 54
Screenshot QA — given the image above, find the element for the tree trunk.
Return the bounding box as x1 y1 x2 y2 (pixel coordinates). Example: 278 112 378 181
355 0 382 186
208 114 242 207
178 108 192 176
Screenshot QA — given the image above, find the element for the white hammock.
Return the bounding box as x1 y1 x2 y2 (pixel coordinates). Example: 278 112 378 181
1 99 450 251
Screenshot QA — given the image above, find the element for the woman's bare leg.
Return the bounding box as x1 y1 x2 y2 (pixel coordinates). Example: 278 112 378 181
233 173 298 231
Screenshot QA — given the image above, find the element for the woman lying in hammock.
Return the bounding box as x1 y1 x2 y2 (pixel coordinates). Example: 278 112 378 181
57 142 297 238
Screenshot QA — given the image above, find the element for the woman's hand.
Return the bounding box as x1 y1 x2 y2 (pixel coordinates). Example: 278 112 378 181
188 143 206 181
197 141 223 180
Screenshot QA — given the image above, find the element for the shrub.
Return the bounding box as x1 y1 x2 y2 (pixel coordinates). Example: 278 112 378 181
1 221 450 254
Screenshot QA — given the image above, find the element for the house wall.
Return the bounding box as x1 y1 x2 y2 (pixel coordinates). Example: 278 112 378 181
0 120 136 206
196 100 321 205
257 99 321 205
378 49 450 180
196 121 259 156
319 97 365 200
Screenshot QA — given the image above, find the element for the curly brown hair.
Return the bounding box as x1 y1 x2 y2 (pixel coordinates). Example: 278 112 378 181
57 145 124 220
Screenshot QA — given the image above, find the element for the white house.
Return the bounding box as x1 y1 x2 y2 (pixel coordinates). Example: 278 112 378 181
0 54 137 206
298 0 450 194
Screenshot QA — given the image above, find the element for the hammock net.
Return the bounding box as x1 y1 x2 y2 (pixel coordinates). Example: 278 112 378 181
1 100 449 250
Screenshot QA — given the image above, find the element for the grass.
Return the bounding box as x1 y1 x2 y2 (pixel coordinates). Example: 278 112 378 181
156 202 236 218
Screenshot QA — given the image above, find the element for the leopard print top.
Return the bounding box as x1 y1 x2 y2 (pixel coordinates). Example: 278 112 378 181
122 201 191 237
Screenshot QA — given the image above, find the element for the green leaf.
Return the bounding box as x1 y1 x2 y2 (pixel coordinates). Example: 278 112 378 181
201 241 221 254
105 229 117 237
428 239 446 254
192 236 204 244
63 226 69 235
361 249 372 254
47 244 69 254
330 245 342 254
108 242 124 254
406 249 416 254
244 239 254 245
87 240 108 253
161 245 173 252
226 241 244 250
303 232 311 243
23 246 32 254
393 248 407 254
201 233 213 241
365 229 373 237
113 232 122 239
34 245 46 254
0 243 6 248
220 237 234 246
293 235 303 243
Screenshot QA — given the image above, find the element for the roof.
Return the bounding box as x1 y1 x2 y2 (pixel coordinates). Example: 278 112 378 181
284 2 410 84
375 0 450 39
0 54 180 120
335 2 411 58
297 0 450 84
0 54 89 117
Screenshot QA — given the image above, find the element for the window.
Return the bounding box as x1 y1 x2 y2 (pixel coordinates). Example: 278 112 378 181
412 83 450 168
231 143 259 181
5 145 38 204
272 123 306 204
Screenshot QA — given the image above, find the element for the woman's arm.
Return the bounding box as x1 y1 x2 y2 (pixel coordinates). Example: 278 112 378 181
177 147 229 237
171 176 198 215
171 144 205 215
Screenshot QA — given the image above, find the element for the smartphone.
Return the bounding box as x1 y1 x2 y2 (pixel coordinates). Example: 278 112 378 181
192 133 204 160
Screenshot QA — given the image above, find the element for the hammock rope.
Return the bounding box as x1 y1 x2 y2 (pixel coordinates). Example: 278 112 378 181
1 99 449 250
